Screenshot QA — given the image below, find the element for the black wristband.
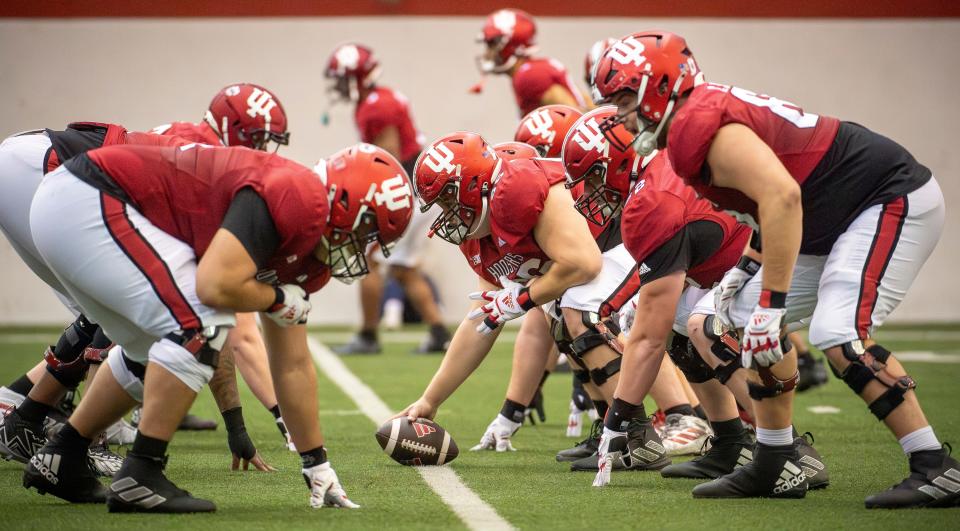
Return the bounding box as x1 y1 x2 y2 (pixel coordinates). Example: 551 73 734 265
736 255 761 276
222 406 246 433
299 445 328 468
759 289 788 309
517 287 537 310
269 286 285 310
500 398 527 424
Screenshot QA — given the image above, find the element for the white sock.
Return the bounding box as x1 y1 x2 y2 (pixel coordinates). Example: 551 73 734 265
756 426 794 446
899 426 940 454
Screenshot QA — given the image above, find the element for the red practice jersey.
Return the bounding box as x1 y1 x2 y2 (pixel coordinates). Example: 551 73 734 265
512 58 587 116
151 121 223 146
44 122 129 173
355 87 423 164
74 144 331 292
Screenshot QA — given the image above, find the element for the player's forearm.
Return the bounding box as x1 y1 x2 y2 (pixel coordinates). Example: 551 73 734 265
198 277 276 313
757 189 802 293
208 345 241 412
422 315 501 407
529 259 599 304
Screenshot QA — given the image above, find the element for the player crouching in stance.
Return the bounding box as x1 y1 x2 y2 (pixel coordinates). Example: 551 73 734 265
24 142 413 512
598 30 955 508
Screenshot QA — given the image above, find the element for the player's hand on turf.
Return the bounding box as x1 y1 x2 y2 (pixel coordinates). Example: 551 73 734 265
742 306 787 368
467 276 535 334
593 427 625 487
470 414 520 452
231 450 276 472
715 257 759 330
394 397 437 422
228 426 277 471
618 295 638 336
303 462 359 509
266 284 311 327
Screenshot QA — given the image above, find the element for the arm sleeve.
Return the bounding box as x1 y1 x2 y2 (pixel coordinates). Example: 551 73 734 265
220 187 281 269
638 220 725 284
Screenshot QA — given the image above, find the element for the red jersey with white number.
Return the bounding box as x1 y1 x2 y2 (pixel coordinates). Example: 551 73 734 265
512 58 587 116
72 145 331 292
669 83 931 254
151 121 223 146
622 151 750 287
355 87 423 164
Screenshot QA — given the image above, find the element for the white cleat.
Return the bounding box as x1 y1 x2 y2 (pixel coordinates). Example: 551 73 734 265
0 386 26 415
105 418 137 446
662 414 712 457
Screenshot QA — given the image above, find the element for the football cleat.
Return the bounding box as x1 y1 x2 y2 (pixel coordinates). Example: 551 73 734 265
865 444 960 509
661 433 754 480
557 419 601 462
178 413 217 431
335 334 382 355
692 442 808 499
0 408 46 463
107 453 216 513
413 327 451 354
105 418 137 446
87 435 124 477
795 432 829 490
651 409 666 437
661 414 712 457
23 441 107 503
571 418 670 472
797 352 829 392
0 386 26 414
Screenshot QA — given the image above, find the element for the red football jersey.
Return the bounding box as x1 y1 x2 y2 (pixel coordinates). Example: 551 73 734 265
355 87 423 163
622 151 751 288
84 144 331 292
45 122 129 173
667 83 839 225
512 58 587 116
151 121 223 146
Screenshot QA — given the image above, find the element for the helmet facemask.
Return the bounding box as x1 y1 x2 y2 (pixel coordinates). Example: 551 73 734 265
422 182 482 245
244 128 290 152
325 209 388 283
572 163 622 226
476 36 518 74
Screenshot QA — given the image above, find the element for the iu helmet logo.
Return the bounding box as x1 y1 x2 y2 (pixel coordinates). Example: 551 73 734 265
371 174 413 212
422 142 459 175
492 9 517 36
608 36 647 67
571 117 607 153
524 109 556 144
246 88 278 119
334 44 360 71
412 422 437 438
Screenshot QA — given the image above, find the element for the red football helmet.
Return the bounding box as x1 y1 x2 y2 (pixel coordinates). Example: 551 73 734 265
477 8 537 74
324 43 381 102
514 104 583 158
593 31 703 156
316 143 414 280
204 83 290 151
413 132 502 245
492 141 538 161
584 37 618 86
562 106 653 225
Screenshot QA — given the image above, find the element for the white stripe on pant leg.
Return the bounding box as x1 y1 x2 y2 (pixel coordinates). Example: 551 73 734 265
307 336 513 531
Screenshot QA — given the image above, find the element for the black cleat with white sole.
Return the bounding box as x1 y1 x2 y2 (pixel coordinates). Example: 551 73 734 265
692 442 808 499
557 419 600 462
661 433 754 480
23 442 107 503
865 444 960 509
0 408 46 463
571 418 670 472
107 453 216 513
795 432 829 490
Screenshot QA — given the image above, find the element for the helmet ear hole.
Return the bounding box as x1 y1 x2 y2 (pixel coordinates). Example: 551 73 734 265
617 158 629 174
339 190 350 209
657 75 669 96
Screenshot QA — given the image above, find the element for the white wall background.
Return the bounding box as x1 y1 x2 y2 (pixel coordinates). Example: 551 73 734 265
1 17 957 324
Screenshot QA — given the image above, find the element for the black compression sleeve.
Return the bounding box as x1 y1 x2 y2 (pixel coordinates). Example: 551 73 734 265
638 220 725 284
220 188 281 269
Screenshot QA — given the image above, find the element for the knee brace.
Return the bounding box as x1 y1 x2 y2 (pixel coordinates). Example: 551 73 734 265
666 334 716 384
44 314 99 389
702 315 742 385
747 366 799 400
150 326 229 392
106 345 145 402
833 341 916 420
569 312 623 386
82 327 113 365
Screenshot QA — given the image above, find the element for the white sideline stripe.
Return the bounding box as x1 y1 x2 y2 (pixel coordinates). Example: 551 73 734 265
808 405 841 414
307 336 514 531
314 330 520 344
897 351 960 363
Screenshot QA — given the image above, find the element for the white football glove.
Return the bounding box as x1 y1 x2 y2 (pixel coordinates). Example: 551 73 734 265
742 305 787 368
618 295 638 337
470 414 521 452
714 257 760 330
266 284 311 327
593 427 626 487
303 462 359 509
567 400 585 438
467 276 535 335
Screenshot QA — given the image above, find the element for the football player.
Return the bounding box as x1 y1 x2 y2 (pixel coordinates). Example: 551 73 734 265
324 43 450 355
23 142 411 512
596 30 954 508
473 8 591 116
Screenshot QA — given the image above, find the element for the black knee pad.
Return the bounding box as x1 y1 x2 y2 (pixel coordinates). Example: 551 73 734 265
570 312 622 358
834 341 916 420
44 315 99 389
666 334 716 384
589 357 622 386
164 326 229 368
701 315 742 385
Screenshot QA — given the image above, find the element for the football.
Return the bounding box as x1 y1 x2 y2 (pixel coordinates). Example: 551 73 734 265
375 417 459 466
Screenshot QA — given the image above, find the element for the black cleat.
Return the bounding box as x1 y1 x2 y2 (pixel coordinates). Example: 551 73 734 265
865 444 960 509
692 442 808 499
107 453 216 513
177 414 217 431
557 419 600 462
335 334 382 355
661 433 754 480
0 408 46 463
87 435 124 478
23 441 107 503
571 418 670 472
413 326 450 354
795 432 829 490
796 352 829 392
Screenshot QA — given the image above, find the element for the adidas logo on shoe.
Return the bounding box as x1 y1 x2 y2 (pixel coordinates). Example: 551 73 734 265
631 440 665 464
918 468 960 501
799 453 825 479
30 453 61 485
735 448 754 469
110 476 167 509
773 461 806 494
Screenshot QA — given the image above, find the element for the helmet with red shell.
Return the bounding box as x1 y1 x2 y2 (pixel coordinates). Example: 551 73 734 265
204 83 290 151
315 143 413 280
492 141 538 161
324 43 381 102
514 104 582 158
584 37 618 86
413 132 502 245
562 105 654 225
477 8 537 74
593 31 703 156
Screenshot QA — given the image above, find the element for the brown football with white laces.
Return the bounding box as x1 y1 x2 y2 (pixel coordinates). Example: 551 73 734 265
375 417 458 466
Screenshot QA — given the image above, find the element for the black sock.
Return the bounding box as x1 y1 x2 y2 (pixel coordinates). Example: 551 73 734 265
605 398 646 432
131 433 169 458
710 417 746 439
359 329 378 342
269 404 282 420
300 446 327 468
8 374 34 396
500 399 526 424
55 422 93 451
693 404 708 420
538 370 550 387
594 400 609 420
17 397 52 423
664 404 697 418
429 324 449 339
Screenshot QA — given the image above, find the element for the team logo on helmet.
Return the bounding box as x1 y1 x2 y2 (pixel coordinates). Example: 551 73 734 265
334 44 361 71
524 109 556 144
571 117 607 153
607 36 647 67
492 10 517 36
422 142 459 175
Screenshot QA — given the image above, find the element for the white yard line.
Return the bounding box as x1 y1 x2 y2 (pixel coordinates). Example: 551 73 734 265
895 351 960 363
307 336 514 531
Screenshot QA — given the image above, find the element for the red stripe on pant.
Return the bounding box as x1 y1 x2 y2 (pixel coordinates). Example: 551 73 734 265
855 197 907 338
100 193 201 330
599 270 641 319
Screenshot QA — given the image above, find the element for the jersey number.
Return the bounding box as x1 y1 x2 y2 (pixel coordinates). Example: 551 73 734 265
729 87 819 129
